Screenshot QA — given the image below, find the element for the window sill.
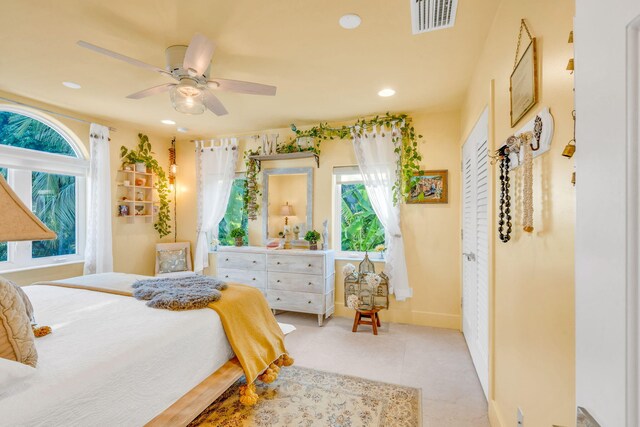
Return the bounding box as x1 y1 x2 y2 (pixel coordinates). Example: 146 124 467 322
335 254 386 263
0 258 84 274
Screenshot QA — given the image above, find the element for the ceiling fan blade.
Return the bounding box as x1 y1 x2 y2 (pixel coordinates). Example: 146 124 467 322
208 78 277 96
203 91 228 116
77 40 170 76
126 83 176 99
183 34 215 76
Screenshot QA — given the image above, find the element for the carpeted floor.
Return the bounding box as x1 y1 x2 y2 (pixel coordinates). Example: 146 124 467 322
190 366 421 427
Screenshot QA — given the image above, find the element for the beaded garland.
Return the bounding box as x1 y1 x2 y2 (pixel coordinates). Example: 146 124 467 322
498 146 512 243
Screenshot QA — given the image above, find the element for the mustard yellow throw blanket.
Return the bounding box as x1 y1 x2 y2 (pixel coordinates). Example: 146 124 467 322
206 283 287 383
32 274 292 404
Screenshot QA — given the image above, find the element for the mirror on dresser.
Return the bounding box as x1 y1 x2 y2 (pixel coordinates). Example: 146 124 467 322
262 167 313 244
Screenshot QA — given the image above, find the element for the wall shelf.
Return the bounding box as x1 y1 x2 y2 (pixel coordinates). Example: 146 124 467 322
115 168 157 220
248 152 319 170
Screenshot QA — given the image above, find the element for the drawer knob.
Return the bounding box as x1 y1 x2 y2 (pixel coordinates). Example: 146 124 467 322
252 278 256 281
277 297 281 301
308 264 312 267
277 279 281 283
277 261 281 265
252 260 257 264
308 282 312 286
225 275 229 278
225 258 229 261
308 301 312 304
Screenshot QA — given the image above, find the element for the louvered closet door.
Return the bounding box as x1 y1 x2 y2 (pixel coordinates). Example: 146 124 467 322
462 107 489 398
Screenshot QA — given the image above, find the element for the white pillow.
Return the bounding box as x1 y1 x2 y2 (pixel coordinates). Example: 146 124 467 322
0 357 36 390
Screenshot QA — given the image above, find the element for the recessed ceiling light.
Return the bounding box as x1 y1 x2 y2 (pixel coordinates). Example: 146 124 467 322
62 81 81 89
378 88 396 97
177 127 189 133
161 119 176 125
339 14 361 30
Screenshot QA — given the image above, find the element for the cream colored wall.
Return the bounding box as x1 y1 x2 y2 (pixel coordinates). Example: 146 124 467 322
176 110 462 329
0 90 173 285
459 1 576 426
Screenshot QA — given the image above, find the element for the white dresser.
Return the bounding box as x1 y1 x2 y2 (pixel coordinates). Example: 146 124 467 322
215 246 335 326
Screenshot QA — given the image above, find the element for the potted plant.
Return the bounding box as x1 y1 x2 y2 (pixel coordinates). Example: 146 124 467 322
230 227 246 247
304 230 321 250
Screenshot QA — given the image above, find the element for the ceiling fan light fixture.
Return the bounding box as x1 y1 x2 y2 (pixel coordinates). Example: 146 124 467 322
170 79 205 115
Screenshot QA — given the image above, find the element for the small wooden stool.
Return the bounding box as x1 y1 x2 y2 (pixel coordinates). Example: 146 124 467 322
352 308 382 335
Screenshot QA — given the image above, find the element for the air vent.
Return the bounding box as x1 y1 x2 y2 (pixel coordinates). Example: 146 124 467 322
411 0 458 34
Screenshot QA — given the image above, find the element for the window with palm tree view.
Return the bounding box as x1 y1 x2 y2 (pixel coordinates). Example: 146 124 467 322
0 110 84 269
218 177 248 246
334 168 385 254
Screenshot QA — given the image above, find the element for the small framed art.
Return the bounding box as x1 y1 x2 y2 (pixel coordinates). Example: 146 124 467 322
510 38 538 127
407 170 448 204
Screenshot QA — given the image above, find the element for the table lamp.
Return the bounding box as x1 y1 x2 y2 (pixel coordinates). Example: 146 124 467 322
280 202 294 226
0 174 56 242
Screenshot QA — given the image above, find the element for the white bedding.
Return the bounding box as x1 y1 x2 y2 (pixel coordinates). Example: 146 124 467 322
0 274 237 426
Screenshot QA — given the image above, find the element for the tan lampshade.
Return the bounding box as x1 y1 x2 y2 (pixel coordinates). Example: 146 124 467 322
0 174 56 242
280 202 294 216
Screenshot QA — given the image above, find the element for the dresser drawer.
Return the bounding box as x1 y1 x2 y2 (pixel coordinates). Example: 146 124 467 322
217 268 266 289
267 254 324 275
217 252 266 270
268 272 323 294
267 290 323 313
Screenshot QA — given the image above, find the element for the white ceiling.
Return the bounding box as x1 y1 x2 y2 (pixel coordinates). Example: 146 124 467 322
0 0 500 138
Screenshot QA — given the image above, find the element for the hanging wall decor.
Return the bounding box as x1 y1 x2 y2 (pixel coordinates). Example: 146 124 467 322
510 19 538 127
406 170 448 204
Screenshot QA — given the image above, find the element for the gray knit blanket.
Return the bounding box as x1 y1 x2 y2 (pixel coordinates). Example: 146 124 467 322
132 276 227 310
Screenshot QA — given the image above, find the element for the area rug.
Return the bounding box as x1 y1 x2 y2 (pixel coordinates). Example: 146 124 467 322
190 366 421 427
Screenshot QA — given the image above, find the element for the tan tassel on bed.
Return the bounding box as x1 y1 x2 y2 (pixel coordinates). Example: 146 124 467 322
32 325 52 338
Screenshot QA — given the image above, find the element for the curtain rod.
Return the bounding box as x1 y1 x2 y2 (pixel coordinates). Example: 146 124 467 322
0 96 116 132
189 119 404 143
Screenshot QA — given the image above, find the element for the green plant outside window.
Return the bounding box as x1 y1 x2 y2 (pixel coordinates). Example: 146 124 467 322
340 183 385 252
0 111 79 262
0 112 76 157
31 172 76 258
218 178 248 246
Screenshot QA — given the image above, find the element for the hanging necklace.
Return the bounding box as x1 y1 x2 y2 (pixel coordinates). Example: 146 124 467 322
522 137 534 233
498 145 512 243
523 116 541 233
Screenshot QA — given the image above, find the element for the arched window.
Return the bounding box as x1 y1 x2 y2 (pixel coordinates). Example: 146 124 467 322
0 107 87 271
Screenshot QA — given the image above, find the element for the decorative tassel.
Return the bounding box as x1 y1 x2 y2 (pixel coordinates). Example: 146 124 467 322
258 366 278 383
32 325 52 338
239 383 259 406
281 354 294 366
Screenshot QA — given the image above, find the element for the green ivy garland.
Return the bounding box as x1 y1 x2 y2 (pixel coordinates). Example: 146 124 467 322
243 148 262 220
120 133 172 238
294 113 422 203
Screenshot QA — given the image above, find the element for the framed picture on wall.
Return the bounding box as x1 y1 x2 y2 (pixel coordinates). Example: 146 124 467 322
407 170 448 204
510 38 538 127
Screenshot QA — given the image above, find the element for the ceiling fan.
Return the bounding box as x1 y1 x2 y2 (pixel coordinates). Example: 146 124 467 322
77 34 277 116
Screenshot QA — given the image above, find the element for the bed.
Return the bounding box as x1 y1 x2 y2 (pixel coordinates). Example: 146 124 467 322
0 273 293 427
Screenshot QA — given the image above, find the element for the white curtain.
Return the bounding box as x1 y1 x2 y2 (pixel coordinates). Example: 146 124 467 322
352 125 412 301
84 124 113 275
194 138 238 273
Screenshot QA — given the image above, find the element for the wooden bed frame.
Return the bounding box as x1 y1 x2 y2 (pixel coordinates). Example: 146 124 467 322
145 358 244 427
